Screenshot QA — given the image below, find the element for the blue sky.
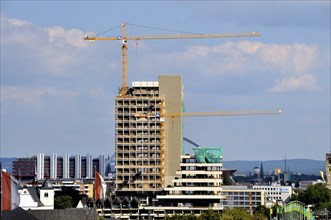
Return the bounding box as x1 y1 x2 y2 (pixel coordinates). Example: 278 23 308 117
1 1 330 161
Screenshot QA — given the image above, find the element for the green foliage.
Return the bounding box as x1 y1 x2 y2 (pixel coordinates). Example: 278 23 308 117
54 187 88 208
289 193 299 202
305 183 331 205
270 204 281 218
166 208 267 220
54 195 73 209
292 183 331 211
223 172 234 186
221 207 254 220
166 213 198 220
199 209 221 220
254 205 270 218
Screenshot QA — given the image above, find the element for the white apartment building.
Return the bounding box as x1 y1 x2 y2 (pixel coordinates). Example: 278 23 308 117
221 185 264 211
156 147 224 214
253 185 292 206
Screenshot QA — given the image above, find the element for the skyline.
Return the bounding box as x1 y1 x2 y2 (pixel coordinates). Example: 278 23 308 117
1 1 330 160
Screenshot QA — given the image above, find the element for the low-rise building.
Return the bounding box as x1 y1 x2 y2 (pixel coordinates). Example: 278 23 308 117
220 185 264 212
253 184 292 206
19 182 54 210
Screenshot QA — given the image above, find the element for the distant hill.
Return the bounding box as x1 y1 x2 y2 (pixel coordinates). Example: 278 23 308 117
223 159 324 175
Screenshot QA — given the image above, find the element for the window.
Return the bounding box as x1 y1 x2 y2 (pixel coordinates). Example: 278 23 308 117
44 192 49 198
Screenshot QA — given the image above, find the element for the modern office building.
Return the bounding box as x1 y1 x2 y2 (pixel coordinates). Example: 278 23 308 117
253 185 292 206
50 154 57 179
12 157 36 180
157 147 224 211
99 155 105 176
86 154 93 178
12 154 107 180
75 154 81 178
37 153 44 180
220 185 264 212
63 154 70 179
99 148 224 219
115 75 183 192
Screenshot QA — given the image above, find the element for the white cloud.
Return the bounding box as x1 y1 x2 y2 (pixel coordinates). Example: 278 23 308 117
1 86 77 115
8 18 32 27
2 17 93 76
150 40 321 92
269 74 321 92
47 26 88 48
1 16 323 93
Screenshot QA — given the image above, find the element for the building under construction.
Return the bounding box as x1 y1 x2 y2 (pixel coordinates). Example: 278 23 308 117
115 75 183 193
85 23 281 218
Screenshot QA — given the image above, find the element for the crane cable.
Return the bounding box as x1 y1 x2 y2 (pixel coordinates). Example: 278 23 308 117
126 22 201 35
95 24 122 37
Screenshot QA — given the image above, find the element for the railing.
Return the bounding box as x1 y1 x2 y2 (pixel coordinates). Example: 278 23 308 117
282 201 314 220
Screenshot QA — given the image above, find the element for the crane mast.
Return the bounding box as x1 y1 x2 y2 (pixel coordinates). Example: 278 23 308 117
84 22 261 96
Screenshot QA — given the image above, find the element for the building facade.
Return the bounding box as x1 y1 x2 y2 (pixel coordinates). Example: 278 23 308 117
326 152 331 189
157 148 224 210
115 75 183 192
12 158 36 180
253 185 292 206
12 154 107 180
221 185 264 212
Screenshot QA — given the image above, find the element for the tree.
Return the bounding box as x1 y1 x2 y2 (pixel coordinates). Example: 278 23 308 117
54 195 73 209
199 209 221 220
220 207 255 220
270 204 282 218
166 213 198 220
254 205 270 218
55 186 88 208
304 183 331 205
289 193 299 202
223 172 234 186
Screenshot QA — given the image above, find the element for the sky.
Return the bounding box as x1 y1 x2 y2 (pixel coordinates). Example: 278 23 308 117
0 1 330 161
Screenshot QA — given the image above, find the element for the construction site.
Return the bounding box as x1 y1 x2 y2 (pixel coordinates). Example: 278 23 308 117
84 22 282 219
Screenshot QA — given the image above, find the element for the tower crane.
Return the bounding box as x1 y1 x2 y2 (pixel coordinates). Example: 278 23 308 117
84 22 261 96
135 109 282 118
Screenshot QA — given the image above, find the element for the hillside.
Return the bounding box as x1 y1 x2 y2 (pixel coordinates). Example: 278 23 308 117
223 159 325 175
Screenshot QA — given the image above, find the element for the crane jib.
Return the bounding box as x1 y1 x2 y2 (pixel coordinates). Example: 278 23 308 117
84 33 261 41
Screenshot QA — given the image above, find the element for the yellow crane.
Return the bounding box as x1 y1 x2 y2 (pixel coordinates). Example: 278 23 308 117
84 22 261 96
135 109 282 118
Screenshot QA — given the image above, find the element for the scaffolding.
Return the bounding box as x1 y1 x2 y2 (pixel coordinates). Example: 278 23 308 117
193 147 223 163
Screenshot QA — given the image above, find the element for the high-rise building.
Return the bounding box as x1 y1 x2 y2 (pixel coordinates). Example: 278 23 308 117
12 154 106 180
57 156 63 178
115 75 183 192
326 152 331 189
75 154 81 178
12 158 36 180
99 155 105 176
86 154 93 178
50 154 57 179
63 154 70 179
37 153 44 180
